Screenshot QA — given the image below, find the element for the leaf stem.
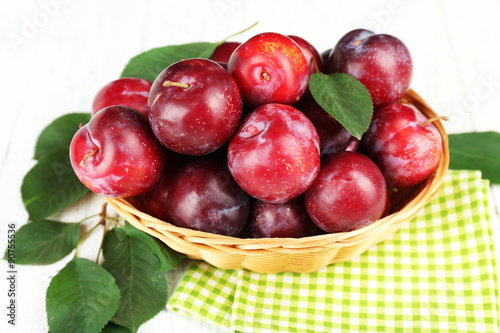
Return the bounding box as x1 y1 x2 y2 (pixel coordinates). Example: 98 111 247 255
76 212 101 225
74 220 102 259
311 58 321 74
105 216 125 226
95 222 107 264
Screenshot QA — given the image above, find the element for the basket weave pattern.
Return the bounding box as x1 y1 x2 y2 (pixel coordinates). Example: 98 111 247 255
106 89 450 273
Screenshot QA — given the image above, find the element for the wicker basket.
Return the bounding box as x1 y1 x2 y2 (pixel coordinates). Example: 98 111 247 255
106 89 450 273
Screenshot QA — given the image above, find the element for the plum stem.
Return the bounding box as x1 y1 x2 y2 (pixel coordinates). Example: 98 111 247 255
219 21 259 44
163 80 191 89
420 116 449 127
79 147 100 166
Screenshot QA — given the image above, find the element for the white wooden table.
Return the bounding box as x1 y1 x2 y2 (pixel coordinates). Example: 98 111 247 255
1 0 500 332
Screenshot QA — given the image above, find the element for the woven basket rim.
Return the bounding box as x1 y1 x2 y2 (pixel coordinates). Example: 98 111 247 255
105 88 450 272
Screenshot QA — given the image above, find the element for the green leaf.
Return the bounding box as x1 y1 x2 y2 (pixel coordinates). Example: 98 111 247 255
46 258 120 333
124 222 185 272
120 42 219 82
102 228 167 332
449 131 500 184
3 220 80 265
21 150 90 220
309 72 374 140
101 322 132 333
23 112 91 220
34 113 91 160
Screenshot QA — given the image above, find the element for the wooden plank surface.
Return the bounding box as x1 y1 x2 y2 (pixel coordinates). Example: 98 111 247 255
1 0 499 332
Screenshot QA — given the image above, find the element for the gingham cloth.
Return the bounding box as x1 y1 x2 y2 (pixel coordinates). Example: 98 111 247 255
167 170 500 332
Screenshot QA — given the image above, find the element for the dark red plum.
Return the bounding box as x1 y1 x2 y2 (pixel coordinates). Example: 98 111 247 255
129 150 191 221
296 96 356 158
70 106 165 198
360 102 442 188
304 151 387 233
227 32 309 107
328 29 412 108
210 41 241 65
227 103 320 203
321 49 332 72
247 197 319 238
167 158 250 236
148 58 243 155
91 77 152 117
288 35 324 76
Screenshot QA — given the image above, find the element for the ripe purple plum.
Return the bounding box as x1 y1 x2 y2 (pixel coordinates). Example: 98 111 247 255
167 158 250 236
327 29 413 108
304 151 387 233
210 41 241 66
91 77 152 117
70 106 165 197
246 197 319 238
227 32 309 107
360 102 443 188
227 103 320 203
148 58 243 155
296 96 356 158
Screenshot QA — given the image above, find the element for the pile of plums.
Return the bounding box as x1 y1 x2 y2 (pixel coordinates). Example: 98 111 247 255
70 29 443 238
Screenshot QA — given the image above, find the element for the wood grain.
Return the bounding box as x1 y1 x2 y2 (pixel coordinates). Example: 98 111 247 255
1 0 499 332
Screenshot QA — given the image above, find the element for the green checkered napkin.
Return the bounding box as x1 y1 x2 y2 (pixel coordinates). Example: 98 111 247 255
168 170 499 332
